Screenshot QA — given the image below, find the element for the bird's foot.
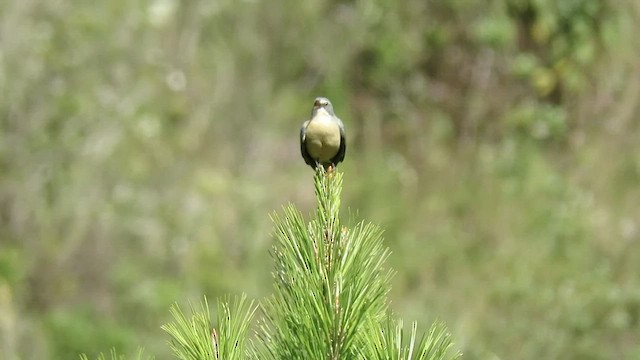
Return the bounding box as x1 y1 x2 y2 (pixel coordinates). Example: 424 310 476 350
326 164 335 176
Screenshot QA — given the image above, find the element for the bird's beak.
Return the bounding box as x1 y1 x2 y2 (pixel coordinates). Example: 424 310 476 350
313 100 322 108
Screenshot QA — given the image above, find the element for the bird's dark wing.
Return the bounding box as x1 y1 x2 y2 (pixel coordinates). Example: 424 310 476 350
300 120 316 168
331 117 346 165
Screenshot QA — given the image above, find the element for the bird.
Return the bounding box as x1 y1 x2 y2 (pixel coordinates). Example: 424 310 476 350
300 97 346 172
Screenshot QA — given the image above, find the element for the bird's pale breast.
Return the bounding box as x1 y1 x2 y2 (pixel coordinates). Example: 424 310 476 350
305 115 341 162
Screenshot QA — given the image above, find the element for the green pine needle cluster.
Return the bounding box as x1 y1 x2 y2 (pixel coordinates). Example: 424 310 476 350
80 348 152 360
160 296 257 360
162 299 215 360
256 169 393 359
360 316 456 360
86 168 459 359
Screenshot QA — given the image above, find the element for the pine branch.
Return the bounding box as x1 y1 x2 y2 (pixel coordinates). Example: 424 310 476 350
215 295 258 359
79 348 151 360
357 315 461 360
161 295 256 360
257 168 394 359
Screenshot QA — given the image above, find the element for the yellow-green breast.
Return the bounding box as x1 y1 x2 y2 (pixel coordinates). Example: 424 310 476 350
305 114 341 162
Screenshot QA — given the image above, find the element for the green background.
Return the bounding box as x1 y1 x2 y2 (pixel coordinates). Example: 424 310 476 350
1 0 639 359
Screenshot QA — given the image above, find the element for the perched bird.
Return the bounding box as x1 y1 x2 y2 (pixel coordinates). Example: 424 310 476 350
300 97 346 171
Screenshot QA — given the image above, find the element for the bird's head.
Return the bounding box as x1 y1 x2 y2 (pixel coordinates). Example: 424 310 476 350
311 97 334 116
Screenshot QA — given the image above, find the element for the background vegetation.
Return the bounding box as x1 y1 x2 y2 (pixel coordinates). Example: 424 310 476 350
1 0 639 359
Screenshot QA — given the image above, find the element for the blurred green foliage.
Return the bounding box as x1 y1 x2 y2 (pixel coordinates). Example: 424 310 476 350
1 0 639 359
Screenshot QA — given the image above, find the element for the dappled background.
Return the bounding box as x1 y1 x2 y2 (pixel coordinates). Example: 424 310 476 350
1 0 640 358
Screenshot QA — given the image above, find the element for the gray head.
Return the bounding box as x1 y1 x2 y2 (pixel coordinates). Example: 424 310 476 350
311 97 335 117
